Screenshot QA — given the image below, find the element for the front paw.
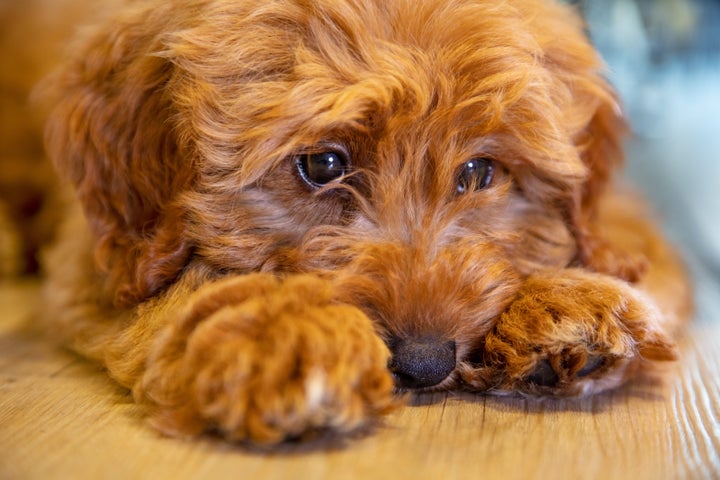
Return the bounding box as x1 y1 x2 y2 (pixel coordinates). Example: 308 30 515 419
136 274 397 444
482 269 676 396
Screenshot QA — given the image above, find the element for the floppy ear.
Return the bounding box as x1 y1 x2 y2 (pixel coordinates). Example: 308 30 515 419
567 92 647 282
44 9 195 307
538 3 646 282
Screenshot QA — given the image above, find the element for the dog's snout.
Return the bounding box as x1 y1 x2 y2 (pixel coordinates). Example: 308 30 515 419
388 337 456 389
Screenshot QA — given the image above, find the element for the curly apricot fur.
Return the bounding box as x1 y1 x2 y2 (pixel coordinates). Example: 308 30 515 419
14 0 692 444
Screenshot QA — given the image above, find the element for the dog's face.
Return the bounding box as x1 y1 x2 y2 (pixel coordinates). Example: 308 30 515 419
46 0 627 390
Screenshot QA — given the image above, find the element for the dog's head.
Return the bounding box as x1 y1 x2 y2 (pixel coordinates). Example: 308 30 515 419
46 0 634 390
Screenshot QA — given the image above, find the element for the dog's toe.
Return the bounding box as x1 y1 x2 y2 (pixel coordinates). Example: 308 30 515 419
577 354 605 378
526 359 559 387
521 352 610 393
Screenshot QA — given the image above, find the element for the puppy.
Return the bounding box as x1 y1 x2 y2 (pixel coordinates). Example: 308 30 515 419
38 0 692 444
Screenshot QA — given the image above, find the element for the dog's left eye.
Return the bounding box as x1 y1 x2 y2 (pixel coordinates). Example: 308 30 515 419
456 158 494 194
296 150 349 187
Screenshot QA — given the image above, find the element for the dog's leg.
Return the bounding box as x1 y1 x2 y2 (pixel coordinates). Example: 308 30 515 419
464 192 692 396
132 272 397 444
480 269 678 396
43 210 395 444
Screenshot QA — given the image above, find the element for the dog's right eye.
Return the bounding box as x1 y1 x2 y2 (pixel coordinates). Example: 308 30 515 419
296 150 349 188
456 157 495 195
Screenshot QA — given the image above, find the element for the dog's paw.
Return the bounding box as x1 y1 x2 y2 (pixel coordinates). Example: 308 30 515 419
481 269 676 396
135 274 397 445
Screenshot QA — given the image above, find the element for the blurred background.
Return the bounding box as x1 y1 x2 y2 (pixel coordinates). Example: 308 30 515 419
574 0 720 322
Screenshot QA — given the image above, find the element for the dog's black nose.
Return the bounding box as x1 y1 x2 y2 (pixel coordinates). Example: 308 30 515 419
388 337 456 389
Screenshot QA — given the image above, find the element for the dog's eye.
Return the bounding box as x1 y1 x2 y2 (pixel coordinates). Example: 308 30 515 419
296 150 349 187
456 158 494 194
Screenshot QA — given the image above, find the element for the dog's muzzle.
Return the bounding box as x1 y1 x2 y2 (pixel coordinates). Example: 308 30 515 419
388 337 456 389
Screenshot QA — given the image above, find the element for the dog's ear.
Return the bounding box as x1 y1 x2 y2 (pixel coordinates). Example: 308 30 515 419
567 90 647 282
538 4 645 282
44 10 195 307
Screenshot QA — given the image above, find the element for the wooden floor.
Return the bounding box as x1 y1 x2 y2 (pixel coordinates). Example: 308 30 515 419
1 279 718 480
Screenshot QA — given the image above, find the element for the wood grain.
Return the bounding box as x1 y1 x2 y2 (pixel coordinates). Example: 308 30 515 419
1 280 718 480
